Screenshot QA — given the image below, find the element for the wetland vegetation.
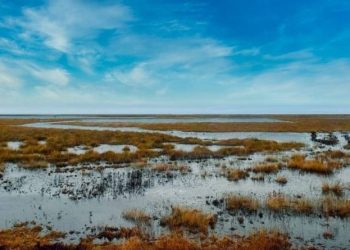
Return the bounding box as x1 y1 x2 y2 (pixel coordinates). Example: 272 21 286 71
0 115 350 249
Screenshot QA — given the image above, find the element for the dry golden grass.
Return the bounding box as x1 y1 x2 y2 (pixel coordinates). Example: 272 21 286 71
96 226 146 241
0 163 5 173
223 168 248 181
160 206 217 234
266 194 314 214
275 176 288 185
65 115 350 132
265 156 279 162
288 154 341 174
251 163 280 174
322 197 350 218
0 224 65 250
0 223 308 250
322 182 344 196
152 163 189 173
225 194 259 212
323 150 347 159
217 139 304 154
76 230 293 250
122 209 151 224
0 124 304 167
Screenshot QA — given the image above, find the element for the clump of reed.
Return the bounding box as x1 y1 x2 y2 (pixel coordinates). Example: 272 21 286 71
251 174 265 181
0 163 5 174
322 197 350 218
288 154 341 174
160 206 217 234
225 194 259 212
96 226 145 241
265 156 279 162
0 224 65 250
251 163 280 174
323 150 348 159
266 193 314 214
322 182 344 196
152 163 189 173
122 208 151 225
222 167 248 181
275 176 288 185
80 229 292 250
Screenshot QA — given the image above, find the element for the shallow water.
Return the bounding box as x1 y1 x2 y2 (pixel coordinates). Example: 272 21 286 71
23 122 350 150
2 115 284 123
6 141 23 150
94 144 138 154
1 148 350 248
2 121 350 247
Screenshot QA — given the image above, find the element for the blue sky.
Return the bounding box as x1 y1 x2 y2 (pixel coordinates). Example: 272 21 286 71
0 0 350 114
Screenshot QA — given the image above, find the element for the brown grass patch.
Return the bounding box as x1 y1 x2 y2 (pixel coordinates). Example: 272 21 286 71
223 168 248 181
65 115 350 132
322 197 350 218
288 154 341 174
322 182 344 196
122 208 151 224
0 224 65 250
160 206 217 234
275 176 288 185
96 226 145 241
0 163 5 174
225 194 259 212
266 193 314 214
152 163 189 173
251 163 280 174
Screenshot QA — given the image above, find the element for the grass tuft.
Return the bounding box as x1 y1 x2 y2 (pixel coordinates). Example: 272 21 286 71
122 208 151 225
160 206 217 234
225 194 259 212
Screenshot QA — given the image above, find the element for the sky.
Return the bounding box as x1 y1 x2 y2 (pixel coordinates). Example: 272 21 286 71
0 0 350 114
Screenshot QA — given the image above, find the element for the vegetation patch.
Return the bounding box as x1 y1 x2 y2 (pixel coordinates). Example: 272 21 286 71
225 194 259 212
0 224 65 250
275 176 288 185
266 193 314 214
222 167 249 181
160 206 217 234
251 163 280 174
288 154 341 174
322 197 350 218
322 182 344 196
122 208 152 225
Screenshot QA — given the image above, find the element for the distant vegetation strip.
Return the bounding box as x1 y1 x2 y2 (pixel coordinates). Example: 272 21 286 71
55 115 350 132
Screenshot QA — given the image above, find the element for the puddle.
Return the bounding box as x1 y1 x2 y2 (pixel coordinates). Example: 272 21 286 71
67 146 89 155
66 145 138 155
7 141 23 150
168 143 228 152
94 144 138 154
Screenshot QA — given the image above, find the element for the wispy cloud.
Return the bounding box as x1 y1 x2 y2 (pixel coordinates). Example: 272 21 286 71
0 0 349 113
5 0 133 53
0 62 22 89
228 58 350 106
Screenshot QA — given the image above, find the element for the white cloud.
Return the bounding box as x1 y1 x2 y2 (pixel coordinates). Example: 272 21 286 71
9 0 133 53
0 38 28 55
31 68 70 86
105 65 156 86
228 59 350 106
0 63 22 89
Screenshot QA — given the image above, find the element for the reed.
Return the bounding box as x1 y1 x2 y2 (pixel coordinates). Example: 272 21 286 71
225 194 259 212
160 206 217 234
122 208 151 224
